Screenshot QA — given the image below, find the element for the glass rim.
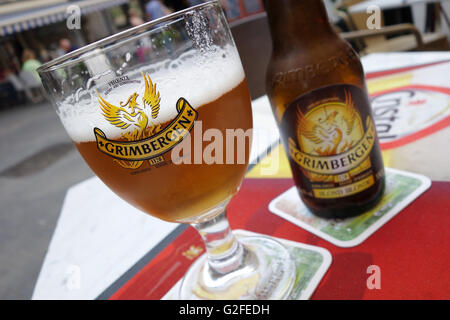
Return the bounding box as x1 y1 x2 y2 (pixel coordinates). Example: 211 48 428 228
37 0 219 74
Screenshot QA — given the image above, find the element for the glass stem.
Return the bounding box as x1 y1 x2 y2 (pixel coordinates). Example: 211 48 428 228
191 209 244 275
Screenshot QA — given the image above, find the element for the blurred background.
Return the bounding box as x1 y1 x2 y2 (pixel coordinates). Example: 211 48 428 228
0 0 449 299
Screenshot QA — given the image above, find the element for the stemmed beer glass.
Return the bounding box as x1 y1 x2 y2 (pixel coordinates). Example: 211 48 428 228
38 1 295 299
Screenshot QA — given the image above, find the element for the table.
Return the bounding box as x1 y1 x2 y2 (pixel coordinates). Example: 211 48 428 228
32 52 450 299
110 178 450 300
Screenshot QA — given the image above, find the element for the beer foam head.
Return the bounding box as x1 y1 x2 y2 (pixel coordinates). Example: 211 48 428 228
58 45 245 142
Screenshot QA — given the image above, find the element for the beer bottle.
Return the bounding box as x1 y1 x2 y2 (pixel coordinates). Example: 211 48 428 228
265 0 385 219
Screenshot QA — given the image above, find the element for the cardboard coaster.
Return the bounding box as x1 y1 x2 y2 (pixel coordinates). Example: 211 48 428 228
269 168 431 248
163 230 332 300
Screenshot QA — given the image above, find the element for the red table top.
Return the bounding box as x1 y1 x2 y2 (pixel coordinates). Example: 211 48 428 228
108 178 450 300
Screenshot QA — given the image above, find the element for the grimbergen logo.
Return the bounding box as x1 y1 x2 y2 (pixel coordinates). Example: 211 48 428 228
93 73 254 171
283 85 378 199
94 73 198 169
288 116 375 175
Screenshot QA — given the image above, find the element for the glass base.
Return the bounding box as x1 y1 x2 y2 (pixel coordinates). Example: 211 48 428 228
178 236 296 300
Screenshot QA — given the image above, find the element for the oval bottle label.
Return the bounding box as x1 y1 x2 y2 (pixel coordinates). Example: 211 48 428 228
281 84 383 199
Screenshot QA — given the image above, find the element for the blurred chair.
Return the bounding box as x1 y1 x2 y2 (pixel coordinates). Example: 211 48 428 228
230 12 272 100
18 70 45 103
228 4 450 99
335 0 450 55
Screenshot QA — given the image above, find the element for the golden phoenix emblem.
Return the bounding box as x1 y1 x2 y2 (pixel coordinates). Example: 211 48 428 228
296 90 370 181
297 90 363 156
97 73 162 169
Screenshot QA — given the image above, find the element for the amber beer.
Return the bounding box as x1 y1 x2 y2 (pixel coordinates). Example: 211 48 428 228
75 79 252 223
266 0 385 218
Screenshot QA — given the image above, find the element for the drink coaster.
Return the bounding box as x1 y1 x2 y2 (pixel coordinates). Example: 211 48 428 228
163 229 332 300
269 168 431 247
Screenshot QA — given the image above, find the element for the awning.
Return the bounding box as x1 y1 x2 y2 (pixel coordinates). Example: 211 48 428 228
0 0 129 37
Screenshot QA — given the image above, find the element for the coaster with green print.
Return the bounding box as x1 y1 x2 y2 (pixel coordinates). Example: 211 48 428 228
162 230 332 300
269 168 431 248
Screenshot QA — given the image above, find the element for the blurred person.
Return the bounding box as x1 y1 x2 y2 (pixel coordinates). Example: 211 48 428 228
5 41 21 72
145 0 172 21
0 67 24 107
2 66 15 81
59 38 78 54
129 9 145 26
0 67 7 82
21 49 42 83
39 48 52 63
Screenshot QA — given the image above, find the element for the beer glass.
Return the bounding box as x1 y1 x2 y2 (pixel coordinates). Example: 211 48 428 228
38 1 294 299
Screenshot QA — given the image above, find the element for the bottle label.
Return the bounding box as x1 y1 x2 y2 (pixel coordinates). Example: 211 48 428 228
281 84 378 199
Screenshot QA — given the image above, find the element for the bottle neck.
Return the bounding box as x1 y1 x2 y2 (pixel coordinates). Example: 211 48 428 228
266 0 336 50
